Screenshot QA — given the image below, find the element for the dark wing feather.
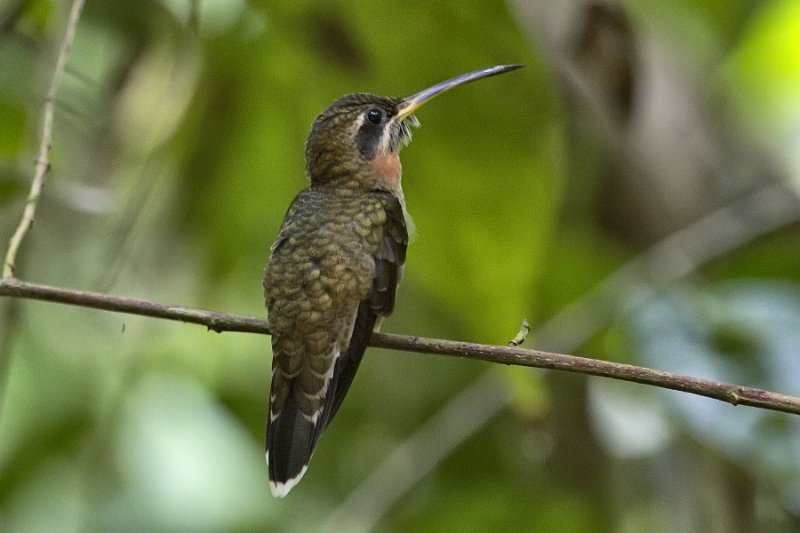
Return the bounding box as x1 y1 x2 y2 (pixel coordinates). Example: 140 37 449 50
323 192 408 428
322 303 376 428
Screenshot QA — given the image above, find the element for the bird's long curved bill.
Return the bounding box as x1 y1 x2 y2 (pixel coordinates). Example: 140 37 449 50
396 64 523 120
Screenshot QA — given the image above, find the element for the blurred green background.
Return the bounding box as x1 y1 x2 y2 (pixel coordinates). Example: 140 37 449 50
1 0 799 531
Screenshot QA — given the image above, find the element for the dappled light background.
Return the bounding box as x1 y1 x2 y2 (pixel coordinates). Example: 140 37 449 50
1 0 799 531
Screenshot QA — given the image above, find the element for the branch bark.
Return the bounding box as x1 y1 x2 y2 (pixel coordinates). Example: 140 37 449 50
1 277 798 416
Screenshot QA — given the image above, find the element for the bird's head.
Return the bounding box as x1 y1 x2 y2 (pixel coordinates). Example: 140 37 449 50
304 93 412 188
304 65 523 189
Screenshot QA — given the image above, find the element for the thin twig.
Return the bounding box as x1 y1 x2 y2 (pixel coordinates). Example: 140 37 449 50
0 278 266 334
0 277 798 415
3 0 86 278
508 318 530 346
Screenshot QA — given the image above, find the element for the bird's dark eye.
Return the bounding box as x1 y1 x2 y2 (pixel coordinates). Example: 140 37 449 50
366 108 383 125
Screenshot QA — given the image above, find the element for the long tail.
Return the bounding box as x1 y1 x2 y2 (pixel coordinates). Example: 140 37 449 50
266 301 378 497
266 394 316 498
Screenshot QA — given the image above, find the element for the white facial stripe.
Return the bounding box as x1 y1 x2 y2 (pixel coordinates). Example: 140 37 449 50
380 121 393 154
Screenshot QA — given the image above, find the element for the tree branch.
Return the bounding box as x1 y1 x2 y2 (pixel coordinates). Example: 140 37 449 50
1 277 798 416
3 0 86 278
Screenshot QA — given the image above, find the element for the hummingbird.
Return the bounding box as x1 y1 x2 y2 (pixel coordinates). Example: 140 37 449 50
263 64 522 497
